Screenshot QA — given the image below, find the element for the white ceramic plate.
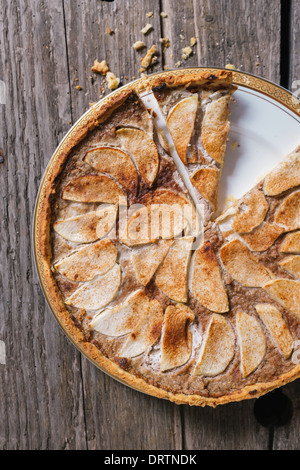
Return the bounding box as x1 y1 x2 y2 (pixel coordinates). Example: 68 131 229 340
219 80 300 213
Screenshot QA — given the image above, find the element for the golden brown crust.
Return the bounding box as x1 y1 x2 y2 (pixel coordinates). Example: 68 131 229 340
137 69 235 92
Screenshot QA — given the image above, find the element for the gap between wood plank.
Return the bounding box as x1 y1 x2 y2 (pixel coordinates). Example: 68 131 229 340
280 0 292 89
62 0 74 125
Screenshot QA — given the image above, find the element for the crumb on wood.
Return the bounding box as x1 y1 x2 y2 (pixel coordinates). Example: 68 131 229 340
182 46 193 60
106 71 120 90
133 40 145 50
159 37 170 49
141 23 153 35
91 59 109 75
225 63 236 70
75 85 82 90
140 45 157 71
190 37 197 47
105 27 114 35
146 11 153 17
160 12 167 18
175 60 181 67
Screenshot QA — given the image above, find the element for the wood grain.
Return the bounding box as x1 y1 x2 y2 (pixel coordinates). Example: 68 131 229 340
0 0 299 450
0 0 88 449
161 0 281 83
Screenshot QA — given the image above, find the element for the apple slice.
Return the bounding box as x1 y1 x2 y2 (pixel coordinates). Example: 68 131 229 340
53 239 117 282
279 255 300 279
132 239 174 286
90 289 150 336
65 263 121 310
166 95 198 164
255 303 293 359
62 174 125 203
201 93 232 164
280 231 300 254
155 237 193 303
53 205 117 243
144 188 200 237
232 187 269 234
190 241 229 313
263 146 300 196
119 299 163 357
274 190 300 231
263 279 300 319
84 147 138 195
121 204 188 246
236 311 266 378
190 167 220 210
194 314 235 377
116 128 159 185
160 304 195 372
240 222 284 252
220 239 272 287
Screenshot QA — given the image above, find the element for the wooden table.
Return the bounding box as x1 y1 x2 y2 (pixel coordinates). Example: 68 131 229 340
0 0 300 450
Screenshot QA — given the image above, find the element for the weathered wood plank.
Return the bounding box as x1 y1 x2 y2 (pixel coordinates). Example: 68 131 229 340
161 0 281 83
0 0 87 449
63 0 182 450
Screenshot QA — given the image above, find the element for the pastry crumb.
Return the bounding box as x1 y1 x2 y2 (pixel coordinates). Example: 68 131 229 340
91 59 109 75
140 45 157 71
146 11 153 17
225 63 236 70
159 37 170 49
106 71 120 90
105 27 114 35
141 23 153 35
190 37 197 47
182 46 193 60
160 12 167 18
75 85 82 90
175 60 181 67
133 40 145 50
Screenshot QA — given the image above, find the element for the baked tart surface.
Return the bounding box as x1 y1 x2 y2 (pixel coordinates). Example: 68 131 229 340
35 70 300 406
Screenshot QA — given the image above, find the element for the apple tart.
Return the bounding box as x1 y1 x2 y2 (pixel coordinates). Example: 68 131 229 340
36 70 300 406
